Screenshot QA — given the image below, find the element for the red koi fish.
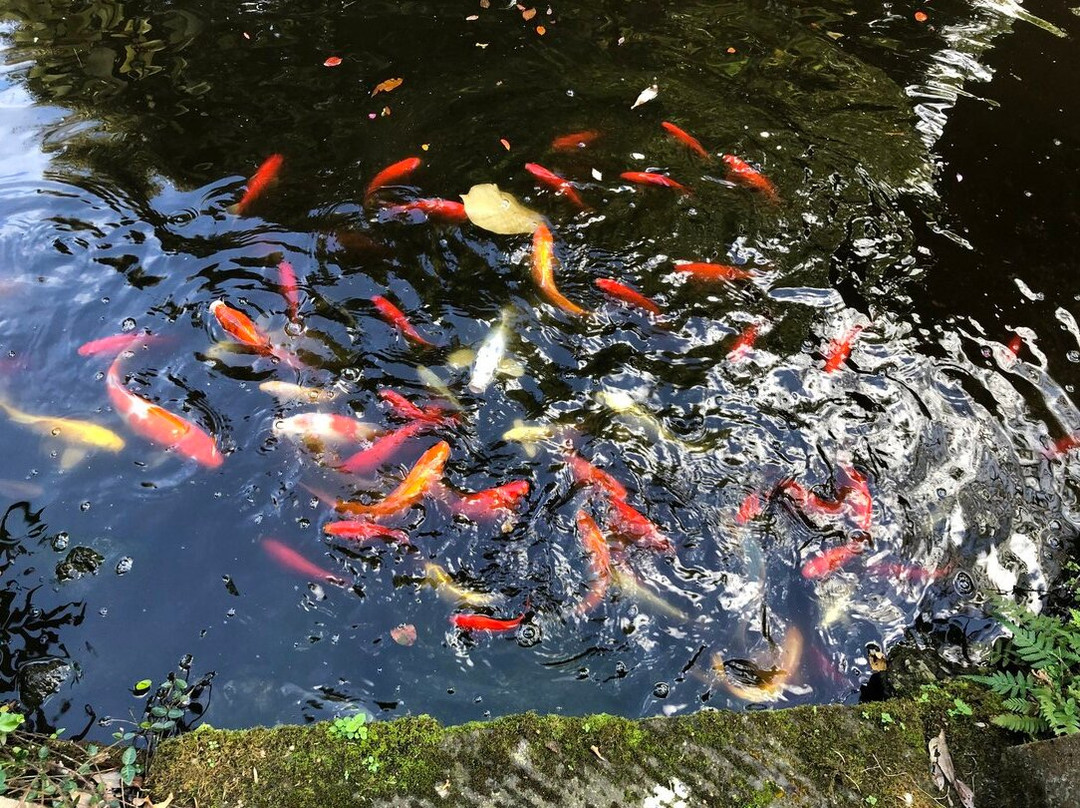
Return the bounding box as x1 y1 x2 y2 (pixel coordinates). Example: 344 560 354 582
323 520 411 546
106 358 223 467
620 171 689 194
531 224 588 317
277 260 300 321
823 325 865 373
371 295 434 348
577 510 612 577
336 440 450 518
450 480 530 521
450 612 524 632
524 163 585 208
608 498 674 554
365 156 421 201
735 492 763 524
728 323 759 360
801 540 864 579
661 121 709 160
722 154 778 201
262 538 343 584
229 154 284 215
378 389 452 426
382 198 468 222
866 560 949 584
273 413 381 447
836 465 873 533
594 278 662 316
551 130 600 151
566 452 628 501
1046 433 1080 460
1007 333 1023 357
336 421 428 475
674 262 755 282
78 332 158 358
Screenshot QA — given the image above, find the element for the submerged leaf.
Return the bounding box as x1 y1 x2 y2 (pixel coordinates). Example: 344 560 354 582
391 623 417 646
461 184 545 235
372 77 403 96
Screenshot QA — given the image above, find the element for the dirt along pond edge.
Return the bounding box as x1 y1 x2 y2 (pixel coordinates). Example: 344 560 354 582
145 661 1050 807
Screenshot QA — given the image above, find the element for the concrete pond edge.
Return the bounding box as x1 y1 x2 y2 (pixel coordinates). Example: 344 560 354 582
145 676 1065 807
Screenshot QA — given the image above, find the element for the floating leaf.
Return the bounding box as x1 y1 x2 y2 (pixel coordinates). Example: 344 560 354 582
323 56 342 67
522 8 537 21
631 83 658 109
391 623 417 646
372 77 403 96
461 184 545 235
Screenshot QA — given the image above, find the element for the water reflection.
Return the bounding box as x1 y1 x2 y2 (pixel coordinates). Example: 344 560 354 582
0 0 1075 733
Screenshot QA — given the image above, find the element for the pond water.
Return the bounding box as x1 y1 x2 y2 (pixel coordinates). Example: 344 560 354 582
0 0 1077 736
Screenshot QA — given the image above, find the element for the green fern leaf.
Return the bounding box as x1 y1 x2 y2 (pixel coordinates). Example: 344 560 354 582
992 713 1048 735
1001 697 1036 715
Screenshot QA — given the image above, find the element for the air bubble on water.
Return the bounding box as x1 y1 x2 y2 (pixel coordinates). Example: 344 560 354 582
340 367 361 382
52 532 69 551
116 557 133 575
298 518 311 529
6 350 13 358
80 501 91 512
575 667 589 680
99 607 108 617
1067 351 1080 363
226 608 236 619
121 318 136 332
284 320 303 337
566 89 574 97
101 297 109 304
653 682 670 698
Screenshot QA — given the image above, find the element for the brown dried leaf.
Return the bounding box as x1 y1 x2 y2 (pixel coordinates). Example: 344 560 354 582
372 77 404 96
589 744 607 762
461 184 545 235
522 8 537 20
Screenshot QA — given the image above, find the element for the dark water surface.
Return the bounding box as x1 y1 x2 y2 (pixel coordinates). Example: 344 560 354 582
0 0 1077 735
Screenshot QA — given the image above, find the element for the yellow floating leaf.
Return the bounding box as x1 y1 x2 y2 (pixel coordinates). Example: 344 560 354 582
372 77 403 96
460 183 545 235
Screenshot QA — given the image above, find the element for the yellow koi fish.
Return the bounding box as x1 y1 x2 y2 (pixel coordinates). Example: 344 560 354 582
423 562 500 607
0 399 125 456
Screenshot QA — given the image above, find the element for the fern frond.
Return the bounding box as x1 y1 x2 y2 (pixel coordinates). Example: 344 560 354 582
968 670 1030 698
1001 697 1036 715
992 712 1048 735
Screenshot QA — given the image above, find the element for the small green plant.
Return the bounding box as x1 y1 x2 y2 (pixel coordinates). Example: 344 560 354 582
0 706 24 744
947 697 973 718
968 596 1080 736
328 712 369 742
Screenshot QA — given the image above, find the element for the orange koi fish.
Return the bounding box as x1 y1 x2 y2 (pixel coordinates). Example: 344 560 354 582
594 278 662 316
577 510 611 577
674 262 755 282
1046 433 1080 460
336 421 428 475
262 538 343 584
728 323 759 361
450 480 530 521
450 612 524 632
273 413 381 447
575 510 612 616
229 153 284 215
277 260 300 321
365 156 422 201
566 452 628 501
371 295 434 348
661 121 709 159
801 540 864 579
531 224 588 317
323 520 411 546
551 130 600 151
210 300 272 352
721 154 778 201
823 325 864 373
382 198 468 222
620 171 689 193
608 498 675 554
106 358 223 467
524 163 585 208
336 440 450 518
78 332 158 358
378 389 453 426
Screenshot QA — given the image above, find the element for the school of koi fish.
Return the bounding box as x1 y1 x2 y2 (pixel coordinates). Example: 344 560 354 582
4 117 1003 706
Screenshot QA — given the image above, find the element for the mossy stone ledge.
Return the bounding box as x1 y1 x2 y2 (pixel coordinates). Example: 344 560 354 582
146 681 1032 807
